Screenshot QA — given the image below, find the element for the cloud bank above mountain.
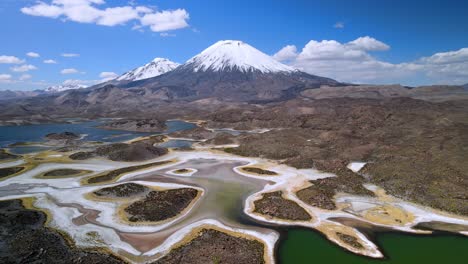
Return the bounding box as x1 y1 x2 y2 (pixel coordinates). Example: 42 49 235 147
21 0 190 33
274 36 468 85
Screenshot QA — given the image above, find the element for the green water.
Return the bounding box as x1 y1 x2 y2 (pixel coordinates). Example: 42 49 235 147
279 229 468 264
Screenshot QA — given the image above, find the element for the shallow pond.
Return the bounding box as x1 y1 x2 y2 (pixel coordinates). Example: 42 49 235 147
131 158 268 229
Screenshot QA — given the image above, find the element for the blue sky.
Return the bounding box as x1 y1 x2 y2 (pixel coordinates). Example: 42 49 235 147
1 0 467 90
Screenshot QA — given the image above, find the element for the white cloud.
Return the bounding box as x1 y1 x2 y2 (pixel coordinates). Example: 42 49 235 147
99 71 118 81
61 68 79 74
61 53 80 57
19 74 32 81
0 74 13 83
21 1 190 33
97 6 140 26
135 6 152 14
275 37 468 85
11 64 38 72
273 45 298 62
44 59 58 64
296 40 370 61
418 48 468 65
140 9 189 32
416 48 468 83
59 2 102 23
53 0 105 4
131 24 145 32
160 32 176 37
0 55 24 64
26 52 41 58
334 22 344 29
349 36 390 51
21 2 63 18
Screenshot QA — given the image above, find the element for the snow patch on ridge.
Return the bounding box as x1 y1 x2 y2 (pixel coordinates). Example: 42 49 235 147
347 162 367 173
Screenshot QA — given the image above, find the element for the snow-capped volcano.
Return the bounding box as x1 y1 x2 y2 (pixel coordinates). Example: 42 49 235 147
116 58 179 82
45 83 87 93
183 40 296 73
47 40 338 105
121 40 337 101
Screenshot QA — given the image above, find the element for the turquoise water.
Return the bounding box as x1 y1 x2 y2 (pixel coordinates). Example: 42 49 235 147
0 120 196 153
279 229 468 264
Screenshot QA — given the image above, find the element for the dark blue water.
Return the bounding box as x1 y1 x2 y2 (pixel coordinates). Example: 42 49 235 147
0 120 196 154
159 139 195 149
164 120 197 134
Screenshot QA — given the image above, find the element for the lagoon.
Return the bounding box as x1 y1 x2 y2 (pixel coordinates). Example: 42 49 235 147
0 119 196 153
279 229 468 264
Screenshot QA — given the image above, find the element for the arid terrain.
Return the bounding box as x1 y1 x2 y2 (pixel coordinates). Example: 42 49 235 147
1 84 467 217
2 1 468 262
1 50 467 263
198 95 468 215
0 91 467 263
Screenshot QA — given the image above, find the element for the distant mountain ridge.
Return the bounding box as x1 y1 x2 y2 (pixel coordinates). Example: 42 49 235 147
1 40 340 117
45 83 88 93
0 39 343 118
0 90 44 100
119 40 338 102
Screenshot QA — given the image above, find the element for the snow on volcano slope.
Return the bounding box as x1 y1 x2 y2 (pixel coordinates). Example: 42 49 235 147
45 83 87 93
117 58 180 82
184 40 297 73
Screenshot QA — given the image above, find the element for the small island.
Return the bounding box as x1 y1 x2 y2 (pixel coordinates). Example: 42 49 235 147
99 119 167 133
123 188 200 223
